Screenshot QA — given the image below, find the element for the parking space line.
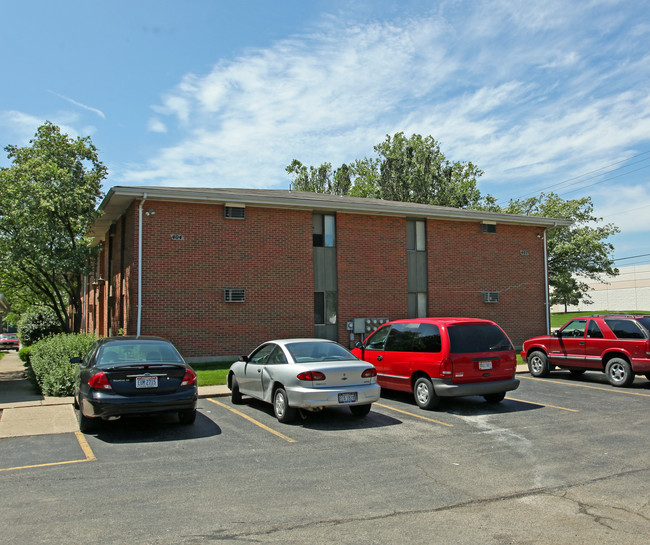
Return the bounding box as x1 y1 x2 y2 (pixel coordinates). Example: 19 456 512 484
207 399 297 443
0 431 97 473
374 403 455 427
507 397 579 412
520 376 650 397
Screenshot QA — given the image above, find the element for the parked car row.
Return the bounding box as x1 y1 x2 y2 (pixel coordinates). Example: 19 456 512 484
71 313 650 433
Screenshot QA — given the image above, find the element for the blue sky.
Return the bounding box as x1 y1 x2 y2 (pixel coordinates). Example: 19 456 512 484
2 0 650 267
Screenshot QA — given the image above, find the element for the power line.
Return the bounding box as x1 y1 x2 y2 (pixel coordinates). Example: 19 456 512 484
503 149 650 203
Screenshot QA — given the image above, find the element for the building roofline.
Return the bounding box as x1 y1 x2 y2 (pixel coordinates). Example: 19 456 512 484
91 185 572 240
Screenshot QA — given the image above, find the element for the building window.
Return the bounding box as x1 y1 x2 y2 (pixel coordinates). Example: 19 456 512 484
314 292 337 324
482 222 497 234
407 219 427 318
407 219 426 251
313 214 336 247
224 288 246 302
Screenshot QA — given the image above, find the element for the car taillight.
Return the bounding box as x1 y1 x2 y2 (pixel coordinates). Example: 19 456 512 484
441 357 453 376
297 371 326 381
362 368 377 378
88 372 112 390
181 369 197 386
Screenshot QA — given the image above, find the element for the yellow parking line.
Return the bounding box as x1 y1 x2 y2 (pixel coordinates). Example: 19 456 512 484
520 375 650 397
207 399 297 443
0 431 97 473
507 397 579 412
374 403 454 427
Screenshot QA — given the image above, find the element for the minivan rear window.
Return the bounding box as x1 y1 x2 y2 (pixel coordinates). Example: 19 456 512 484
447 324 512 353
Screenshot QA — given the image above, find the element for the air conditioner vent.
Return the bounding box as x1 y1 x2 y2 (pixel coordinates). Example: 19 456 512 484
223 288 245 302
225 206 245 219
482 291 499 303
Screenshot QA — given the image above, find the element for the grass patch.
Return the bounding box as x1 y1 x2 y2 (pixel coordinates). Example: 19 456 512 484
190 361 233 387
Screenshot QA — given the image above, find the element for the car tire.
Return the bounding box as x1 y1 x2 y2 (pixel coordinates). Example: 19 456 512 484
231 376 243 404
528 350 551 377
350 404 372 417
413 377 440 410
645 373 650 381
483 392 506 403
77 407 98 434
273 387 297 423
605 358 634 387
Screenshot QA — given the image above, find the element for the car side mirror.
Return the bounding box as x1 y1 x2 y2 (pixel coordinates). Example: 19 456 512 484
554 330 561 337
355 341 363 349
240 355 249 362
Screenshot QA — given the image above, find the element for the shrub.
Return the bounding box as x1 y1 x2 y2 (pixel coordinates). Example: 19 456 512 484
30 333 96 396
17 307 63 346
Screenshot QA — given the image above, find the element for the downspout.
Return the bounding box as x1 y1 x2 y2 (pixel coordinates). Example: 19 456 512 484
137 194 147 336
543 225 555 334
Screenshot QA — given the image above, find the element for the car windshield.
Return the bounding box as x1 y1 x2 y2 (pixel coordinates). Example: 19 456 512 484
96 341 184 367
1 334 18 340
286 341 357 363
447 324 513 353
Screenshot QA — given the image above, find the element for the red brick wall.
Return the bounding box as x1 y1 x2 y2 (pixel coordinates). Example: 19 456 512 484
89 200 548 358
134 200 314 358
427 220 548 346
337 213 409 343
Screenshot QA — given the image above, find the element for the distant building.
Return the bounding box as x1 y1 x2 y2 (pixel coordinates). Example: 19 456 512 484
551 265 650 313
83 186 569 360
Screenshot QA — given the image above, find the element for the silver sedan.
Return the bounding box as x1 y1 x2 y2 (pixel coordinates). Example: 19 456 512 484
228 339 381 422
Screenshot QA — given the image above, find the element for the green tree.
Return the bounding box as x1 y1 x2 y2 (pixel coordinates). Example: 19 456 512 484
286 132 488 207
502 193 619 307
0 122 106 333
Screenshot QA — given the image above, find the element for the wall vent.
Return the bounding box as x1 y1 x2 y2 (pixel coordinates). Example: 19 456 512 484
224 206 245 219
223 288 245 302
482 291 499 303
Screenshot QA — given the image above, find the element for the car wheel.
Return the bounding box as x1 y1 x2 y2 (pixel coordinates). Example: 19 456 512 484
350 404 372 417
273 387 297 423
528 350 550 377
413 377 440 410
483 392 506 403
231 376 243 404
569 369 586 376
179 408 197 425
605 358 634 387
76 407 98 434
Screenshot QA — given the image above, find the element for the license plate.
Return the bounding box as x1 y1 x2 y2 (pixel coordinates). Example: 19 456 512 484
136 376 158 388
338 392 358 404
478 361 493 370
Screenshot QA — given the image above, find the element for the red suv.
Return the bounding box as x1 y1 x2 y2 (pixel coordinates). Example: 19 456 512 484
521 315 650 387
351 317 519 410
0 333 20 351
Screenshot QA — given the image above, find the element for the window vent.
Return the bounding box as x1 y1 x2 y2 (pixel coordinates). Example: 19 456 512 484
225 206 245 219
482 222 497 234
223 288 245 302
482 291 499 303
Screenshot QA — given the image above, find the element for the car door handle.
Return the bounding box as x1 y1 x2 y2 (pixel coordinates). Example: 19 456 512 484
377 356 383 361
579 341 585 345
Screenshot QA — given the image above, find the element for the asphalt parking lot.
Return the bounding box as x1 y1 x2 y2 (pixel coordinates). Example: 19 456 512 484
1 371 649 545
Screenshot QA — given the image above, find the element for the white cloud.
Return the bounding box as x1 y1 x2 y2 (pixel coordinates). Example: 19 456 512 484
116 0 650 206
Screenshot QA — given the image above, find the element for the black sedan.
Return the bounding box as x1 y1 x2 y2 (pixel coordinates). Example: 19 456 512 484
72 336 198 433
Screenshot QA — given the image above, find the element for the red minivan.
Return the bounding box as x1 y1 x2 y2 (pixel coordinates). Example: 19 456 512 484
352 317 519 409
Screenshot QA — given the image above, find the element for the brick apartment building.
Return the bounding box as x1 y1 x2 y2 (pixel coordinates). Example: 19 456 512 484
83 186 570 361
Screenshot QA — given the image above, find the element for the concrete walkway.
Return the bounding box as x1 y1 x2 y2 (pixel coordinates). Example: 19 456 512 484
0 350 229 438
